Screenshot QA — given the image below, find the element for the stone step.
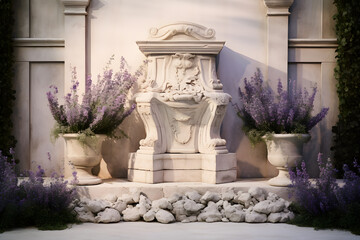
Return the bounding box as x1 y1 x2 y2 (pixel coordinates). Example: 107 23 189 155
76 178 292 201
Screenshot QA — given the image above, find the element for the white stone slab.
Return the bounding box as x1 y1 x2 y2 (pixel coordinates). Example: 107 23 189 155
75 178 293 201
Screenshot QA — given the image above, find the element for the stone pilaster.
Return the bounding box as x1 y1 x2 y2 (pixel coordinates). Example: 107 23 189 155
263 0 294 88
61 0 90 177
61 0 90 95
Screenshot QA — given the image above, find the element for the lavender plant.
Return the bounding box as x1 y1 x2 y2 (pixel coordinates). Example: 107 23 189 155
289 154 360 235
47 56 142 140
0 150 78 232
235 69 329 144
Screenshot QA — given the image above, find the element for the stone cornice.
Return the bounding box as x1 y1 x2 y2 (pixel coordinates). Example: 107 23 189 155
61 0 90 15
136 40 225 56
263 0 294 16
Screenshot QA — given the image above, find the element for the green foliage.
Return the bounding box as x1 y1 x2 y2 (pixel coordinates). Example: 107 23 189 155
0 0 16 158
332 0 360 176
289 202 360 235
0 203 78 232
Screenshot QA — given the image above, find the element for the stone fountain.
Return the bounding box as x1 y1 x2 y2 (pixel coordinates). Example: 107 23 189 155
128 22 237 183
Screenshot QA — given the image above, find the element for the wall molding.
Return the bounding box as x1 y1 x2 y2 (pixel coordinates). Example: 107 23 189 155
61 0 90 15
263 0 294 16
289 38 337 48
13 38 65 47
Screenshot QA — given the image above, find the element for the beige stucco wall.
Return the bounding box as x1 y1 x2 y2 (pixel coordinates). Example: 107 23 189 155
12 0 338 178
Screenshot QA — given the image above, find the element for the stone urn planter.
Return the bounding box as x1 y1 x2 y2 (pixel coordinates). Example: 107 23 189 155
263 134 310 187
63 134 106 185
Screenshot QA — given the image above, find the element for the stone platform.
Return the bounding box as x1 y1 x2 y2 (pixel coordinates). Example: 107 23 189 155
76 178 292 201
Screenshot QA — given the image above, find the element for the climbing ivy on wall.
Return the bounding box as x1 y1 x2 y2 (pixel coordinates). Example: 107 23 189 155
0 0 16 158
332 0 360 175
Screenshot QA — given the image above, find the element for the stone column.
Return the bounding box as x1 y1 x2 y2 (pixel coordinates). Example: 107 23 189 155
61 0 90 95
61 0 90 177
263 0 294 89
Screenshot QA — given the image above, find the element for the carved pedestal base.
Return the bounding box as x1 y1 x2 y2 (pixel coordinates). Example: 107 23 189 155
128 153 237 184
129 22 237 184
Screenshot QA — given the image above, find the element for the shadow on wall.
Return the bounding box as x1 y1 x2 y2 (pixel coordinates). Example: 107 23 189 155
218 46 277 178
95 46 278 179
91 46 330 179
94 112 145 179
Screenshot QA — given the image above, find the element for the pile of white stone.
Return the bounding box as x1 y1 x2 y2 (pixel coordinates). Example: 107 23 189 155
74 187 294 224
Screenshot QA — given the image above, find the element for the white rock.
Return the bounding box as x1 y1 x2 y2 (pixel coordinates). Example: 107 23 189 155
245 211 267 223
168 193 182 204
187 215 197 222
267 212 295 223
216 200 224 208
181 215 197 223
185 191 202 203
143 209 156 222
233 192 251 208
95 208 121 223
266 192 280 202
248 187 267 202
138 195 152 216
222 217 229 222
221 189 236 201
184 199 205 213
197 202 222 222
181 218 190 223
122 206 141 221
253 199 286 214
119 194 135 205
74 206 86 213
176 214 187 222
224 204 245 222
86 199 107 213
152 198 172 211
220 209 225 217
223 200 230 208
285 200 291 208
200 191 221 204
113 200 127 214
104 194 118 203
172 200 187 216
155 209 175 224
129 188 141 203
76 209 96 223
246 206 254 213
228 211 246 222
267 212 281 223
79 197 90 206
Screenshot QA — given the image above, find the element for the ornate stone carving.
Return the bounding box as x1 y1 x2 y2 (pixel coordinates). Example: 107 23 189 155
130 22 236 183
149 22 216 40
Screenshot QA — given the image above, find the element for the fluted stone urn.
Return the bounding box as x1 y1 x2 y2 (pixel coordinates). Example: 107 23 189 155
128 22 237 184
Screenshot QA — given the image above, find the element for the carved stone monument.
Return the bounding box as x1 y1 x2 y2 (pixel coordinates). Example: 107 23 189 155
128 22 237 183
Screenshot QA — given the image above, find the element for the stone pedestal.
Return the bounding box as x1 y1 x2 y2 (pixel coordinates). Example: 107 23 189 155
128 22 237 183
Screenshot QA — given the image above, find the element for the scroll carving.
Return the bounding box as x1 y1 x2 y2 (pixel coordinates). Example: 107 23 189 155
149 22 216 40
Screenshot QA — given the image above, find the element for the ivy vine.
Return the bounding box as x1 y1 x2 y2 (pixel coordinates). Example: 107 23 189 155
0 0 17 158
332 0 360 176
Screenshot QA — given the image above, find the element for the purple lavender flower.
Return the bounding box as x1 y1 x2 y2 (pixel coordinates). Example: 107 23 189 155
235 69 329 143
290 154 360 217
46 56 142 138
